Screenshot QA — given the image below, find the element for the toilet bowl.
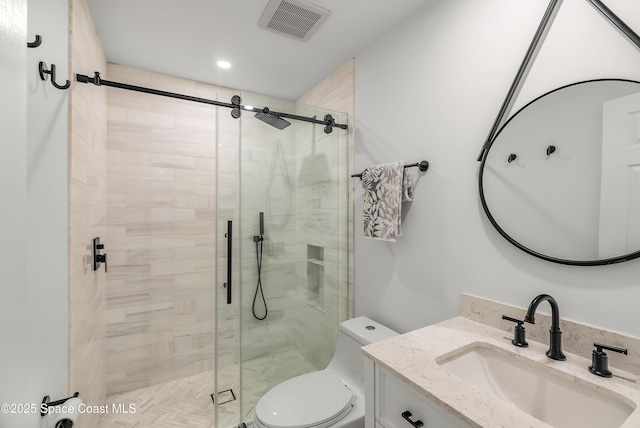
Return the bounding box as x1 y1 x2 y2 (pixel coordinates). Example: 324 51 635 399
253 317 398 428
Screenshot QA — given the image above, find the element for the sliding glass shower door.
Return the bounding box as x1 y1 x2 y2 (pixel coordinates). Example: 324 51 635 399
215 91 349 427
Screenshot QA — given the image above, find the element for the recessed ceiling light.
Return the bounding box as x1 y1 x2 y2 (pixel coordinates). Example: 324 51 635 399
217 60 231 69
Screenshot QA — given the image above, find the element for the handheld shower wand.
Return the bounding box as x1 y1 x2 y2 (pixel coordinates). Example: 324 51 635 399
252 212 267 320
253 212 264 243
259 211 264 236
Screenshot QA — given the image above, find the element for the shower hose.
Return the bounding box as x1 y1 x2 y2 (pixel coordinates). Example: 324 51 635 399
253 237 268 320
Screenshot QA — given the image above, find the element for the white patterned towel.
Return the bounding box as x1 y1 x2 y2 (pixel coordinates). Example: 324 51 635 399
362 161 413 241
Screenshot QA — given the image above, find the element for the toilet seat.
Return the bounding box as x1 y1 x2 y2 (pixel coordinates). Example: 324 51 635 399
254 371 355 428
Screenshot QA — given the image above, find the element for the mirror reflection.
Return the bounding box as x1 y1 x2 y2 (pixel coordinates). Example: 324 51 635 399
480 79 640 264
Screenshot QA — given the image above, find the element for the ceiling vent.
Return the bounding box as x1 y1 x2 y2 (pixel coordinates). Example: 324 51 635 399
258 0 332 42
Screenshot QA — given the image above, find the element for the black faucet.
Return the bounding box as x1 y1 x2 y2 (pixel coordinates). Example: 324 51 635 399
524 294 566 361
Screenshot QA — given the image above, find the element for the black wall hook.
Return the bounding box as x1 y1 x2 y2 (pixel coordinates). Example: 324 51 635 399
508 153 517 163
546 145 556 156
38 61 70 90
27 35 42 48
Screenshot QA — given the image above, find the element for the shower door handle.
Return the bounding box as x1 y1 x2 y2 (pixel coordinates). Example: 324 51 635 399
225 220 232 304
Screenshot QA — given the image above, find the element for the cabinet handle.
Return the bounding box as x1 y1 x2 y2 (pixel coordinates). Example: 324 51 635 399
401 411 424 428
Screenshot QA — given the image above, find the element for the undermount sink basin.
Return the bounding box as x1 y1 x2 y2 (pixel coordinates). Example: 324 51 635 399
438 344 634 428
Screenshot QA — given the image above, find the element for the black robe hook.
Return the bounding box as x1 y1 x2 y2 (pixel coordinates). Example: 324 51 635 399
39 61 70 90
546 145 556 156
27 35 42 48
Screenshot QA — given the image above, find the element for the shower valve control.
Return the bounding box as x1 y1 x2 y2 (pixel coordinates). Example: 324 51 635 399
93 237 107 273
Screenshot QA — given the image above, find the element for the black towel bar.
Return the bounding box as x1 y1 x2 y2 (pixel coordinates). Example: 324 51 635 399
351 160 429 179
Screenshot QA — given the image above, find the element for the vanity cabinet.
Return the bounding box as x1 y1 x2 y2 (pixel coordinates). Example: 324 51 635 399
364 358 469 428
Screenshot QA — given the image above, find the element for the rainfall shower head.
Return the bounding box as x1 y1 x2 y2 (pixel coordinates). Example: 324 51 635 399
255 111 292 130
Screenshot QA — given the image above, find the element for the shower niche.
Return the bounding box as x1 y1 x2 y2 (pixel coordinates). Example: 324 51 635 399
307 244 325 309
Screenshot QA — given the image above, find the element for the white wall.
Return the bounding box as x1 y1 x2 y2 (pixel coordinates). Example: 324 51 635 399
0 0 69 427
27 0 69 402
0 0 31 427
354 0 640 336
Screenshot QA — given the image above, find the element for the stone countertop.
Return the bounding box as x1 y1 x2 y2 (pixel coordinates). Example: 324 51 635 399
361 316 640 428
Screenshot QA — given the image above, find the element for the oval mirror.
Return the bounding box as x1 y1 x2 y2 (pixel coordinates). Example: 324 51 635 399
479 79 640 265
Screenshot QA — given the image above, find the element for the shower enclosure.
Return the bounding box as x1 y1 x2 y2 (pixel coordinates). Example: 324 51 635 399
215 91 350 427
100 64 348 427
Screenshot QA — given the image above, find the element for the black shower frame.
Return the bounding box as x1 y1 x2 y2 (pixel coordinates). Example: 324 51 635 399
75 71 348 132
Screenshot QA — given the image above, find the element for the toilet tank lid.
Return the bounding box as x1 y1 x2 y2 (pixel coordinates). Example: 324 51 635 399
339 316 398 345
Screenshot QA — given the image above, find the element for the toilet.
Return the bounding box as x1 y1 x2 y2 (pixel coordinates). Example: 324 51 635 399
253 317 398 428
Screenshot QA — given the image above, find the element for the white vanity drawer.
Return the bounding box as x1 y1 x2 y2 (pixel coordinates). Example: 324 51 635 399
375 366 467 428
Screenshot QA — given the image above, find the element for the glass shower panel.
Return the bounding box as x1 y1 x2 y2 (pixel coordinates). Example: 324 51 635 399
239 93 299 424
104 69 221 427
215 87 242 428
215 89 349 427
291 102 349 372
239 93 349 423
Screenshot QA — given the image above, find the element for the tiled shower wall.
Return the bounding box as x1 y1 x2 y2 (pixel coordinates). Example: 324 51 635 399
105 64 221 394
68 0 108 425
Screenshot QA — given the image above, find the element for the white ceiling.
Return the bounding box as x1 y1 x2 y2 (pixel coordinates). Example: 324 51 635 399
85 0 430 101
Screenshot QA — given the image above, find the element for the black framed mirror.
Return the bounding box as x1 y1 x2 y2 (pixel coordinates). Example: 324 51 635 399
479 78 640 266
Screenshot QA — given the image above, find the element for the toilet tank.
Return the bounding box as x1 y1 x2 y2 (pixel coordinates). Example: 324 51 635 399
327 316 398 390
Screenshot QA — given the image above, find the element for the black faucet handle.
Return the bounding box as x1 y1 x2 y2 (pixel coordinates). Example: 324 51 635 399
98 253 107 273
502 315 524 325
594 342 628 355
589 342 628 378
502 315 528 348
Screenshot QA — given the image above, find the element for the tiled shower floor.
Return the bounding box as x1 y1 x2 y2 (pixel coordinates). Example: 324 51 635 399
97 369 220 428
97 349 316 428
